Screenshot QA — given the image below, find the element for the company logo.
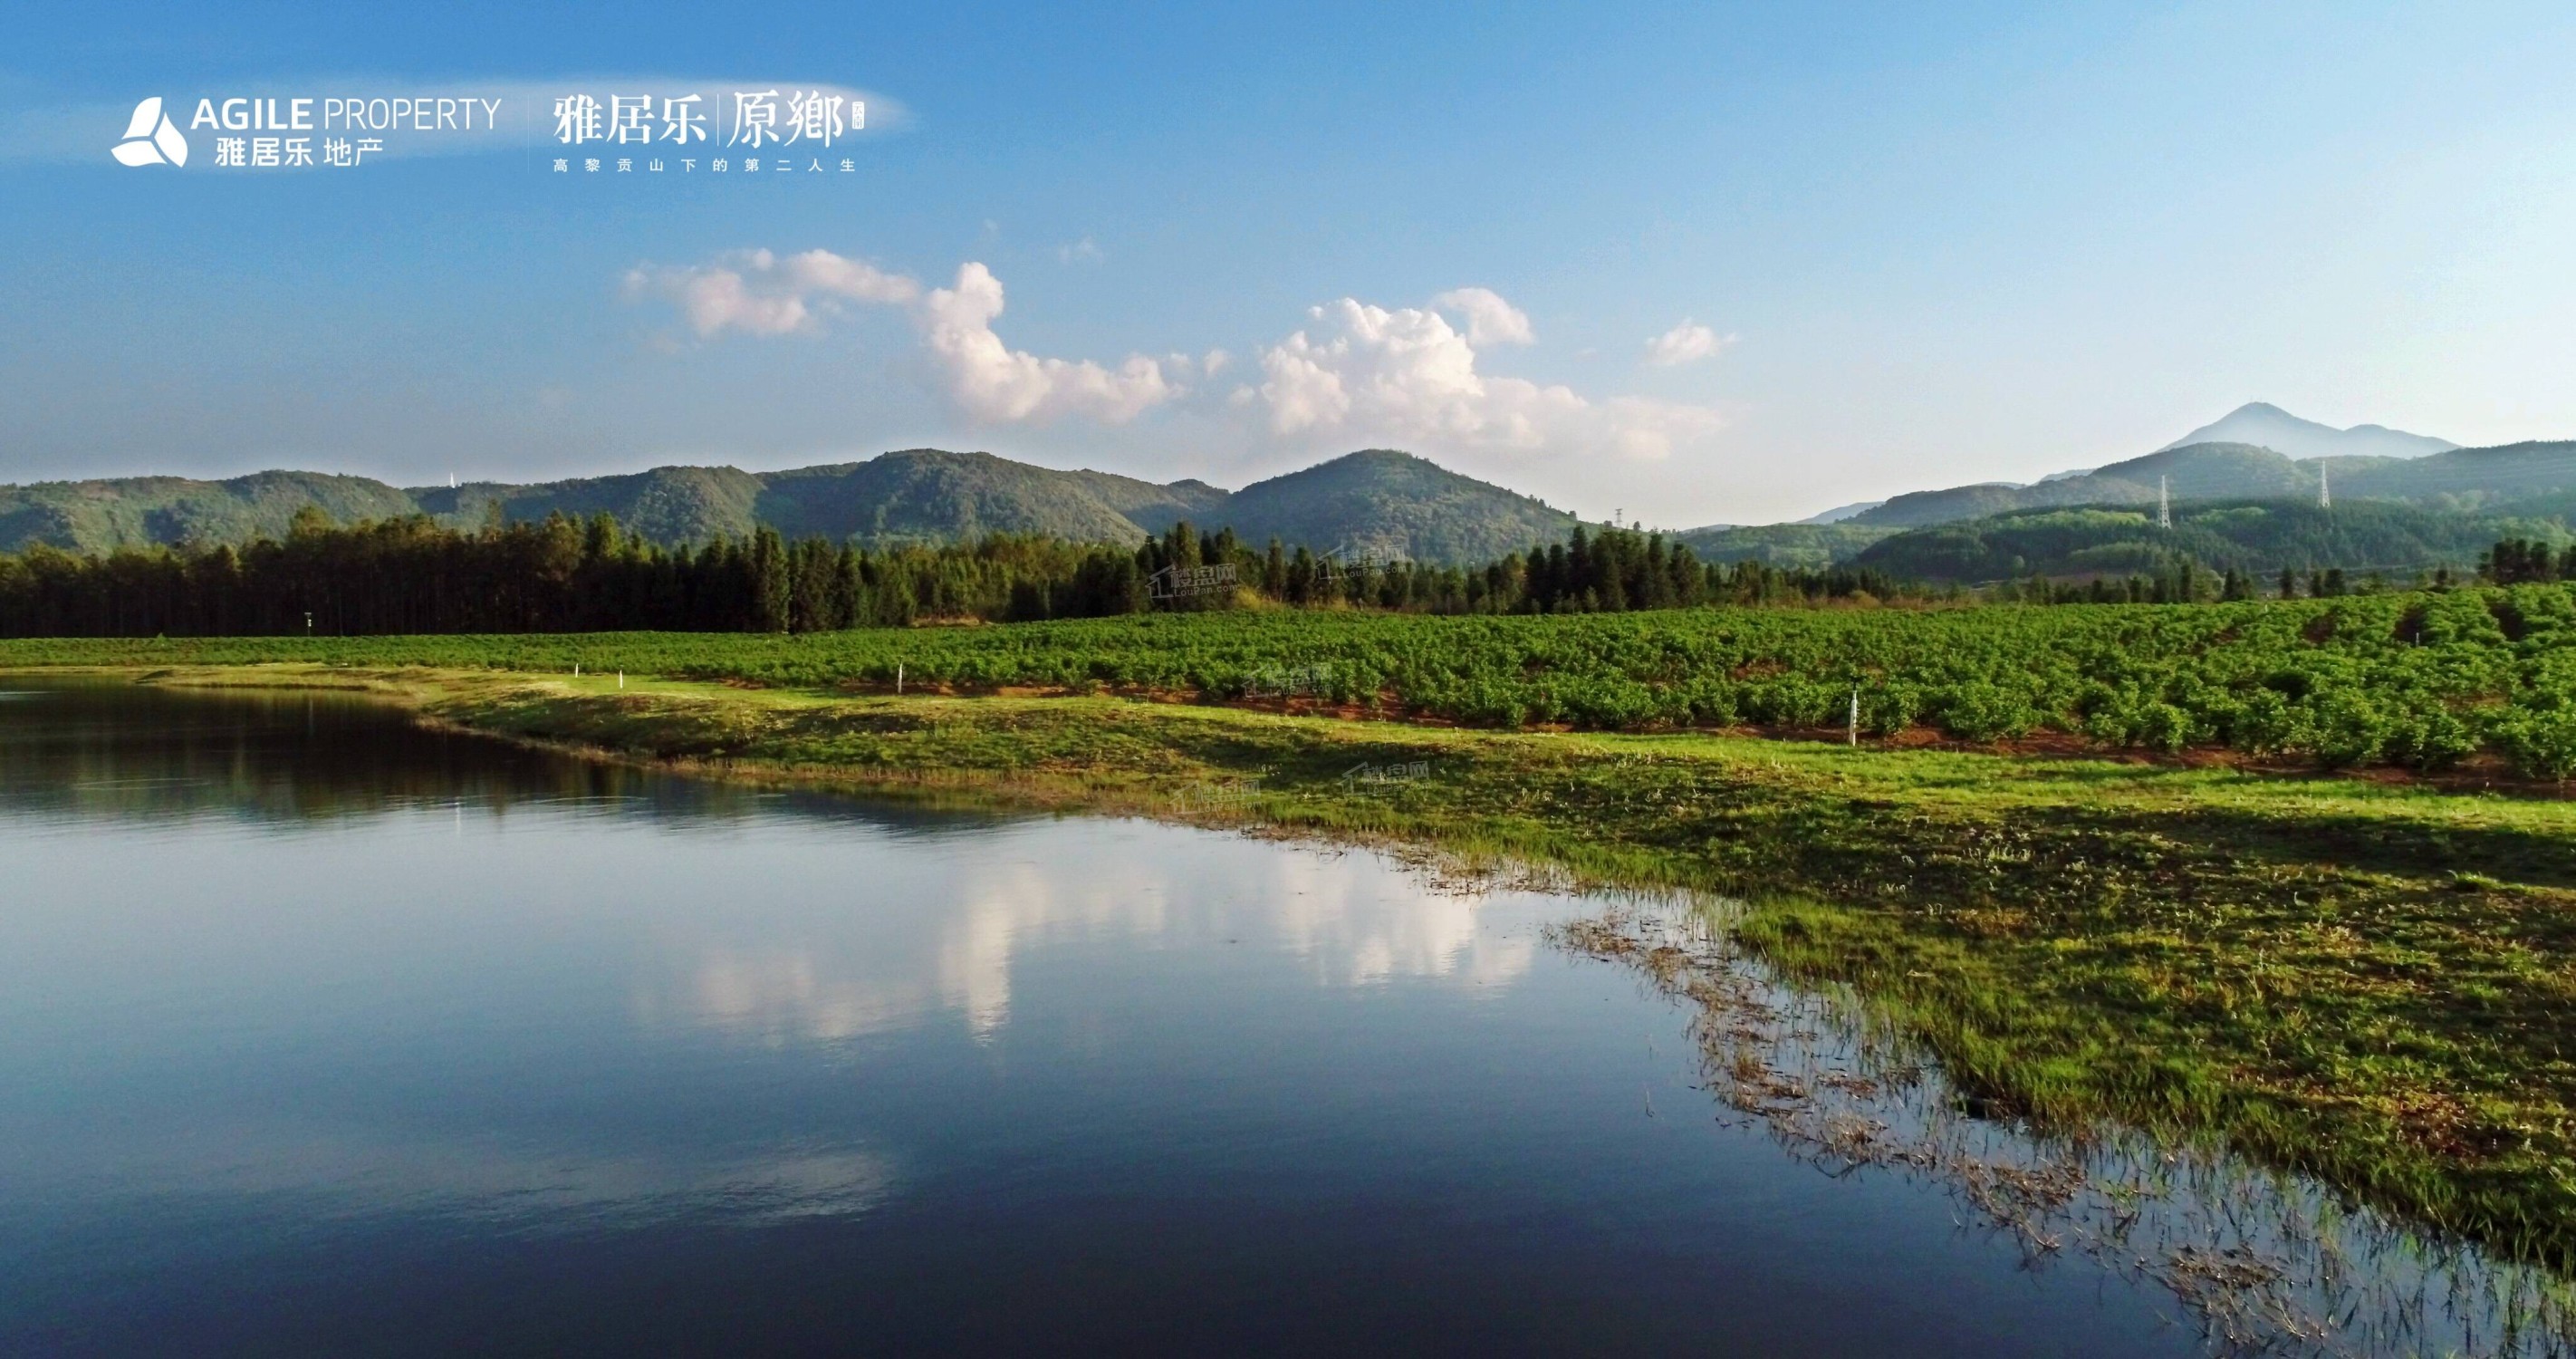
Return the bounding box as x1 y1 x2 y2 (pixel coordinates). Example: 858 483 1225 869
111 97 189 167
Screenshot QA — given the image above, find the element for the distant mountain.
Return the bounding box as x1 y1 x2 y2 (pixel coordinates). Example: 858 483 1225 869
1852 499 2552 583
0 448 1572 564
2335 440 2576 506
1846 406 2485 533
1841 435 2576 530
413 466 767 545
0 471 427 555
1206 449 1577 563
1674 522 1898 569
751 451 1221 545
1796 500 1883 525
2158 401 2456 460
1856 442 2321 527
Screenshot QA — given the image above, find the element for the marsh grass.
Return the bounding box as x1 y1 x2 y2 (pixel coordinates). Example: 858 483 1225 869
1561 898 2576 1358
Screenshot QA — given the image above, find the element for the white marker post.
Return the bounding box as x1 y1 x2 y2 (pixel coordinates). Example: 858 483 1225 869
1849 688 1859 747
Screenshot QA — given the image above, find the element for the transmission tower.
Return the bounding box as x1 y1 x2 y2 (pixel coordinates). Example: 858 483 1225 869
2158 475 2171 530
2319 462 2331 509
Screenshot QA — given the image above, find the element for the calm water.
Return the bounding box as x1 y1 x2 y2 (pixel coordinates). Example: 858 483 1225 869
0 680 2218 1356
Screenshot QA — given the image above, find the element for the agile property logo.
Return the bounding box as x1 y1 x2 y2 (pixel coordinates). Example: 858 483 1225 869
88 82 884 176
101 93 505 171
111 97 188 167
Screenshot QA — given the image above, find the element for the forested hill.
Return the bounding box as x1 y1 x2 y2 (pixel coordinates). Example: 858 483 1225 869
1212 449 1577 564
0 471 424 556
1853 439 2576 529
1851 499 2564 583
1672 522 1898 569
0 448 1570 564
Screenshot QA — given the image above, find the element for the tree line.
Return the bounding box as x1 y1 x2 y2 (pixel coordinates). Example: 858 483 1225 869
0 507 1927 638
2480 537 2576 586
1991 550 2549 606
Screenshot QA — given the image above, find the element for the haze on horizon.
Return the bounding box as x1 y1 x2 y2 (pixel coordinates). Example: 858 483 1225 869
1 0 2570 525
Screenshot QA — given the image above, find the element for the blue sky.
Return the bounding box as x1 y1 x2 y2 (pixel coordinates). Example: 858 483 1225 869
3 0 2571 525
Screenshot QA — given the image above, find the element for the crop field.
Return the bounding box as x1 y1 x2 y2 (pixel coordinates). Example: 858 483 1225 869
8 585 2576 776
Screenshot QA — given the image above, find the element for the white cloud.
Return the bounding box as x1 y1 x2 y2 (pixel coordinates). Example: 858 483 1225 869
918 263 1173 423
623 248 918 339
1054 236 1104 265
1645 319 1733 367
1429 287 1535 347
625 259 1707 449
628 249 1171 425
1250 294 1722 460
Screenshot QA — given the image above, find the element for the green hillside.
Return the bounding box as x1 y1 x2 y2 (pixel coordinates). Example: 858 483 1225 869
0 448 1569 564
1856 442 2323 527
2338 439 2576 505
412 466 768 543
1853 498 2563 583
1672 522 1897 568
0 472 428 553
748 451 1176 545
1856 438 2576 530
1206 449 1579 563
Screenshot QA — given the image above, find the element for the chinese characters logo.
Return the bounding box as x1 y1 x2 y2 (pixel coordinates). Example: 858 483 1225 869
549 89 864 176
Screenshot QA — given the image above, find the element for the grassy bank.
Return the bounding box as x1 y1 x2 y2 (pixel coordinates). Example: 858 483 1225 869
13 659 2576 1274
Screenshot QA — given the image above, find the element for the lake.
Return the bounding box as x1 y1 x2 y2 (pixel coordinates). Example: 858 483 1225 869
0 679 2529 1355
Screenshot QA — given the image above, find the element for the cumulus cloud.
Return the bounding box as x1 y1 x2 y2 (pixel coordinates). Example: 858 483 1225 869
628 248 1171 425
1429 287 1535 347
1645 319 1732 367
626 257 1716 452
918 263 1172 423
1249 294 1721 461
623 248 918 338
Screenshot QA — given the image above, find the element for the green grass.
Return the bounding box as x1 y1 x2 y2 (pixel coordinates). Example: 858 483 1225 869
12 642 2576 1275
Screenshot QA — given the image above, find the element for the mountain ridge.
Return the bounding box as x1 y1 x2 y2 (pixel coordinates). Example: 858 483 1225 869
1851 438 2576 531
2156 401 2456 459
0 448 1573 565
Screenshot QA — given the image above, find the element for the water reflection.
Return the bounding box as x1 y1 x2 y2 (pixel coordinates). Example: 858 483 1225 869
32 1120 893 1230
1563 901 2576 1358
0 679 994 833
0 679 2264 1355
634 846 1537 1046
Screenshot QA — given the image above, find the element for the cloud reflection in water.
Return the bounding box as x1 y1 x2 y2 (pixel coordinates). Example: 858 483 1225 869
638 831 1537 1046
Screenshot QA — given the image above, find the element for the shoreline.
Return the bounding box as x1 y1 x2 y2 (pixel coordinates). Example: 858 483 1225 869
14 660 2576 1276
